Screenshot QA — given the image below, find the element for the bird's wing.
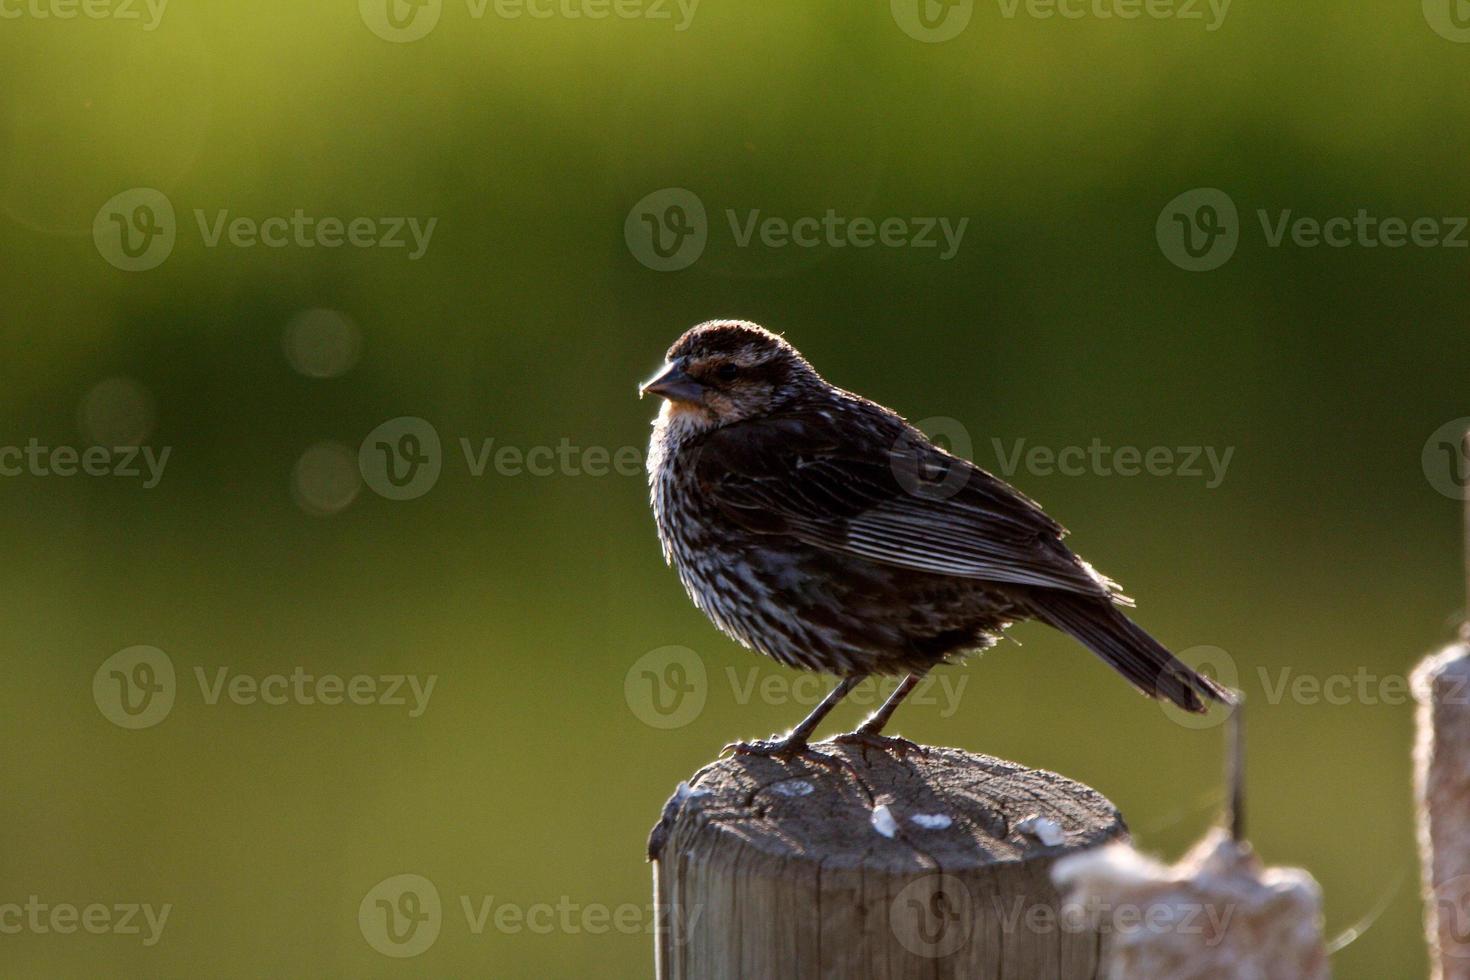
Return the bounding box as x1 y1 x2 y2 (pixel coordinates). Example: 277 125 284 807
693 409 1116 597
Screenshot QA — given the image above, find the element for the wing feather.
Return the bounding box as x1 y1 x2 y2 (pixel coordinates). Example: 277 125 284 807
693 407 1116 597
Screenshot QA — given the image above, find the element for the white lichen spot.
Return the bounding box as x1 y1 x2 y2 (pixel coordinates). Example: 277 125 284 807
871 804 899 839
770 779 815 797
910 813 953 830
1017 815 1065 846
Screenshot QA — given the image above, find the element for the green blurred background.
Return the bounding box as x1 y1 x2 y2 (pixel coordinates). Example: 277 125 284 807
2 0 1468 975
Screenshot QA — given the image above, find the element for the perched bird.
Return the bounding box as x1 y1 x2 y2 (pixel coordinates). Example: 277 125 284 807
641 319 1232 758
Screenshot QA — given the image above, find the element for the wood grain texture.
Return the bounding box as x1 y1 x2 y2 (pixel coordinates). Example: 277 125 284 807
650 743 1127 979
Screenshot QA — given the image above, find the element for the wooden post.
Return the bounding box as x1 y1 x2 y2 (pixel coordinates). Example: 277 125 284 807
1415 642 1470 978
1052 827 1330 980
648 744 1126 979
1415 428 1470 979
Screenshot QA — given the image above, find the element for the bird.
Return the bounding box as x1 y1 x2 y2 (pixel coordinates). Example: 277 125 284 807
640 319 1233 759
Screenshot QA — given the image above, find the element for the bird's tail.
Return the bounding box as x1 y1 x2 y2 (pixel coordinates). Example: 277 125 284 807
1027 591 1234 713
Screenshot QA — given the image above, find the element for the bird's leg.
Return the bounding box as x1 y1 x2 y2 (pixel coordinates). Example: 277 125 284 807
855 673 922 735
724 676 860 762
831 673 928 757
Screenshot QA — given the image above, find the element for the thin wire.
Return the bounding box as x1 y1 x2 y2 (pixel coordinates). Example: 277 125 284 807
1326 871 1407 955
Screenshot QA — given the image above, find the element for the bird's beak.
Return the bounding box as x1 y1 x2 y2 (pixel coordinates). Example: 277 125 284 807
639 360 704 404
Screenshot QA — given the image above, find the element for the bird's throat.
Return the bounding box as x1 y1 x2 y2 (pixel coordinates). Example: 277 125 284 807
658 398 716 429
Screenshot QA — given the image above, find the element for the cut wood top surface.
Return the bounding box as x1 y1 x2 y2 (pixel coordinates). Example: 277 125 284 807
649 743 1127 871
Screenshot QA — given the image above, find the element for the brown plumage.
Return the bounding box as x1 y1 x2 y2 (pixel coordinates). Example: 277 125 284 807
641 319 1232 757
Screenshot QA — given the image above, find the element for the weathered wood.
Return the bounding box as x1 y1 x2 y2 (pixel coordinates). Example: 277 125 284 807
1415 642 1470 979
649 744 1126 979
1054 829 1330 979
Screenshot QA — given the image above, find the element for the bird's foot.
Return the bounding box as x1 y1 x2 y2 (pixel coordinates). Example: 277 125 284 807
721 735 851 772
827 730 928 760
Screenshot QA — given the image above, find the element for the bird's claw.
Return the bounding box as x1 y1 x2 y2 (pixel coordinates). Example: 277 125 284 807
720 736 788 759
721 736 852 772
827 731 928 760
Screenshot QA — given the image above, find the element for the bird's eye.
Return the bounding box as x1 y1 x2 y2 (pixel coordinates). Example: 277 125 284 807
715 362 740 383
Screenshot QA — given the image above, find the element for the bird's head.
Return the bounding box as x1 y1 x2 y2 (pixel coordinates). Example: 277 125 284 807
639 320 821 426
